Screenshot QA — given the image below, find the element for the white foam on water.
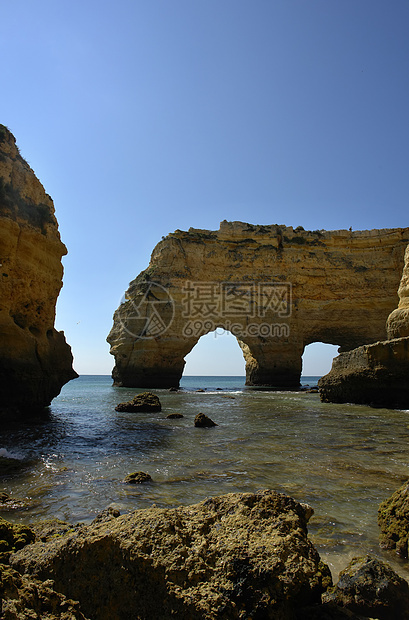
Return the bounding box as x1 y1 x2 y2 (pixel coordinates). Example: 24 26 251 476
0 447 23 460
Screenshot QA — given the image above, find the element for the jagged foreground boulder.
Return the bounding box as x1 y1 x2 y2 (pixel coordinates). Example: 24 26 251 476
322 555 409 619
1 564 90 620
0 125 77 415
10 490 332 620
319 242 409 408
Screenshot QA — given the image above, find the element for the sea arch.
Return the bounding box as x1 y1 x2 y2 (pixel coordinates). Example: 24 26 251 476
107 222 409 387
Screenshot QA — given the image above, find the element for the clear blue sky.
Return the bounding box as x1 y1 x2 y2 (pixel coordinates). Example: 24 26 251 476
1 1 408 376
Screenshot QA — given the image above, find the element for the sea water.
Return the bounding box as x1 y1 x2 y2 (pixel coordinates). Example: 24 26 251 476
1 374 409 579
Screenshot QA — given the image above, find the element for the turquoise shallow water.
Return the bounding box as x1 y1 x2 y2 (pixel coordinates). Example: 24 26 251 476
1 374 409 579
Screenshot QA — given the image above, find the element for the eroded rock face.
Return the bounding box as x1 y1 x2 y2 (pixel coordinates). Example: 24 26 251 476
107 221 409 388
10 490 332 620
318 336 409 408
378 480 409 558
319 244 409 408
322 555 409 619
0 125 77 415
387 244 409 339
1 564 90 620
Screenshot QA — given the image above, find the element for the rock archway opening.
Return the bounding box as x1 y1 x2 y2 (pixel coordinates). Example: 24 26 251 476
302 342 339 379
183 330 246 377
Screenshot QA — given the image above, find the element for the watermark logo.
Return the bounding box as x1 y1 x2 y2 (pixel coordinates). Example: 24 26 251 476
181 281 291 338
117 281 175 339
118 280 291 340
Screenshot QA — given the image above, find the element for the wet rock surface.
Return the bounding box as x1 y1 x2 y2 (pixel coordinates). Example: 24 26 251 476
115 391 162 412
10 490 332 620
322 554 409 619
378 480 409 558
124 471 152 484
194 412 218 427
0 517 35 564
1 564 90 620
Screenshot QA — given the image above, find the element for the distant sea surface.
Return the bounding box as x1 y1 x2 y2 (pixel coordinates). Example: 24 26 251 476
1 374 409 579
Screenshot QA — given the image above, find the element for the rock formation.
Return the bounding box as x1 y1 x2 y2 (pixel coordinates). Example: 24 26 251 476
115 391 162 412
0 125 77 415
378 480 409 558
387 244 409 339
10 490 332 620
322 555 409 619
107 221 409 388
319 243 409 408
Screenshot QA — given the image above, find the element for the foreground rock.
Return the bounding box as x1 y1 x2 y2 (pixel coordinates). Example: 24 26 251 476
1 564 90 620
378 480 409 558
10 490 332 620
322 555 409 619
115 391 161 412
0 125 77 416
318 336 409 408
0 516 35 563
107 221 409 389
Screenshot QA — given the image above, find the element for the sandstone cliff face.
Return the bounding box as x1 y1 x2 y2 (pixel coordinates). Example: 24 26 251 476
108 220 409 388
319 243 409 408
387 244 409 339
318 336 409 408
0 125 77 414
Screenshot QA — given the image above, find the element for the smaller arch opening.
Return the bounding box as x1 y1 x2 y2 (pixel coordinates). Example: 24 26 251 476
183 330 245 376
302 342 339 379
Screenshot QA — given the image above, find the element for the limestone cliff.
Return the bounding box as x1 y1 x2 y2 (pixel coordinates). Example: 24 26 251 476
318 336 409 408
0 125 77 414
108 221 409 388
319 243 409 408
387 244 409 339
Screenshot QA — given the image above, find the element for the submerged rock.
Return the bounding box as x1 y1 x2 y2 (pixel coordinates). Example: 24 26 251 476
0 125 77 416
10 490 332 620
322 555 409 619
115 391 162 412
166 413 184 419
378 480 409 558
124 471 152 484
194 412 218 427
